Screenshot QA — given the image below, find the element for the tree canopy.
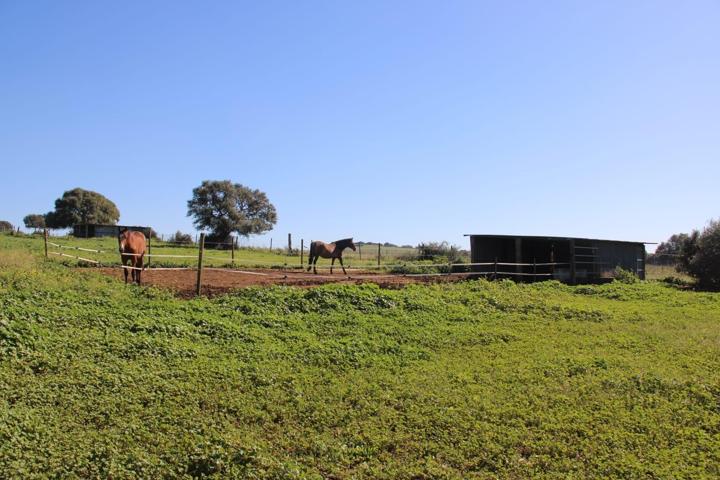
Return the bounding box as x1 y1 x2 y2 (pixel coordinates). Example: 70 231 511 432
649 233 691 265
23 214 46 230
187 180 277 241
45 188 120 229
677 220 720 290
0 221 13 232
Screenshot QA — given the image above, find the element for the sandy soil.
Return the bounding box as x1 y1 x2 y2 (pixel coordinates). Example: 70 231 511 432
96 267 472 297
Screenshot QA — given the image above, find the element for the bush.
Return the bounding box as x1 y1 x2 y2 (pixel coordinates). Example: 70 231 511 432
171 231 194 245
416 241 467 263
0 221 13 232
613 267 639 284
680 219 720 290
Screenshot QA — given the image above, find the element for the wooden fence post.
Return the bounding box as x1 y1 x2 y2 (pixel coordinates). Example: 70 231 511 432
300 239 304 267
358 244 362 260
377 243 381 267
147 233 152 268
44 229 48 258
231 236 235 264
196 233 205 296
288 233 292 255
494 257 498 280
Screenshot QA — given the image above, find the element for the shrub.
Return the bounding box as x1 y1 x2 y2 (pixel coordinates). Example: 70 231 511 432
416 241 467 263
679 219 720 290
171 231 194 245
0 221 13 232
613 267 639 284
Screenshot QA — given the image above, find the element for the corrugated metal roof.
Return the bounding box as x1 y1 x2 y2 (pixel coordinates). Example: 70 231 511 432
464 234 656 245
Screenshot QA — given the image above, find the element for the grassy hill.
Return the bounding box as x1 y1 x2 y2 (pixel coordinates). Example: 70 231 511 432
1 234 718 478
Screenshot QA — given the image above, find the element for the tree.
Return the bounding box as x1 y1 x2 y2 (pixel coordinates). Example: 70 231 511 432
187 180 277 241
678 220 720 290
23 214 46 231
0 221 13 232
649 233 690 265
171 230 194 245
45 188 120 229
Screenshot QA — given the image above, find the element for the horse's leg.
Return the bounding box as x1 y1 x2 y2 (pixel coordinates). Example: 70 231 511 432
339 256 347 275
136 257 142 285
122 258 129 284
307 254 314 272
330 257 335 274
313 256 318 275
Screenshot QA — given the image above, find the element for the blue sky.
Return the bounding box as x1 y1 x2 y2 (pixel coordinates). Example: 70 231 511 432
1 1 718 250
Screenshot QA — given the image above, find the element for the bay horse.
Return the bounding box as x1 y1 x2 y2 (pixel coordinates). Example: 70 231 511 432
118 228 147 284
307 238 356 274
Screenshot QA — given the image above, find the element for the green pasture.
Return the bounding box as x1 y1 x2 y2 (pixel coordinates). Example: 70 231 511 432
1 234 718 478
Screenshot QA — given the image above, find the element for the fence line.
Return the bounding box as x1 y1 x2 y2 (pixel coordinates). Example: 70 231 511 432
49 251 101 264
48 242 107 254
43 234 572 296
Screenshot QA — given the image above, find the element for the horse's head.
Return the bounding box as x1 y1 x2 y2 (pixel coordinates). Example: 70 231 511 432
341 238 356 251
118 227 129 252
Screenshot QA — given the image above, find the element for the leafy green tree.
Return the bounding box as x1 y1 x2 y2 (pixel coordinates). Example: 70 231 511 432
45 188 120 229
0 220 13 232
649 233 690 265
678 220 720 290
187 180 277 241
23 214 46 231
171 230 194 245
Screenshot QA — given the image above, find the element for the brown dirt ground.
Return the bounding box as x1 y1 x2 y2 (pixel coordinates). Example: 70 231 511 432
96 267 473 297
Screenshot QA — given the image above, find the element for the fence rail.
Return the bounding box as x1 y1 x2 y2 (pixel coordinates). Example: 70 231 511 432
43 230 582 295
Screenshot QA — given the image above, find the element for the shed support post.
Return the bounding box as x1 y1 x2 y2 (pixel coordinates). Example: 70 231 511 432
515 237 522 279
569 239 577 285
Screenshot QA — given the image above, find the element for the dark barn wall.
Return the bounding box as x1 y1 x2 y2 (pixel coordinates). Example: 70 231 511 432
469 235 646 284
593 240 646 280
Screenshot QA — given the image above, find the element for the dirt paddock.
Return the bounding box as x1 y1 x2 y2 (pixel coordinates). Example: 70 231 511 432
96 267 473 297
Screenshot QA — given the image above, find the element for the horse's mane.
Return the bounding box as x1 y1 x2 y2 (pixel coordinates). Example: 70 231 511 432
334 238 353 245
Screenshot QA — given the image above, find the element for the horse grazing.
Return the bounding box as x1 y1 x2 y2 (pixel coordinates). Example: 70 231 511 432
307 238 356 274
118 228 147 284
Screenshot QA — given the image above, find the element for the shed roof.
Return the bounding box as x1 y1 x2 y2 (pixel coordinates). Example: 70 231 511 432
464 234 655 245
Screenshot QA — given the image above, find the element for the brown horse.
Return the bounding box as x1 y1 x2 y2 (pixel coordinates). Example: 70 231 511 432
118 228 147 284
307 238 356 274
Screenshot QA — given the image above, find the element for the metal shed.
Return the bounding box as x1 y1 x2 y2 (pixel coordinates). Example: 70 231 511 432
72 224 151 238
465 234 649 284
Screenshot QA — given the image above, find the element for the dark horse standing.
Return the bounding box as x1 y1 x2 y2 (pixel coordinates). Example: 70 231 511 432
307 238 356 274
118 228 147 284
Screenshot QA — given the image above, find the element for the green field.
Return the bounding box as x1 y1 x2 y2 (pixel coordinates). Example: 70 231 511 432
1 234 719 478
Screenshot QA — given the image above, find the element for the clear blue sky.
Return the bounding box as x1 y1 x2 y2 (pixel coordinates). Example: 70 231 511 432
1 1 718 250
